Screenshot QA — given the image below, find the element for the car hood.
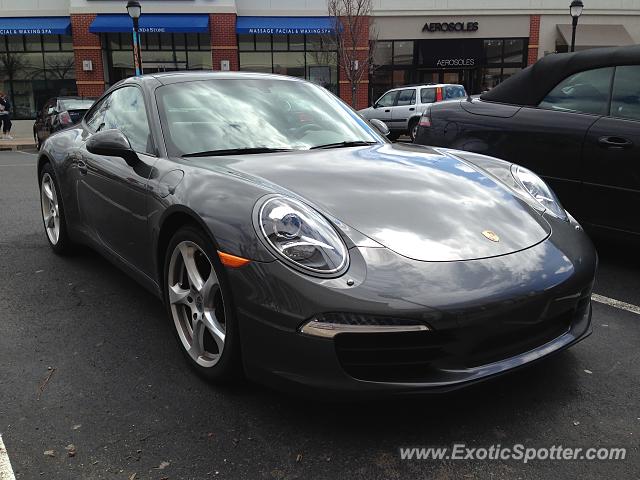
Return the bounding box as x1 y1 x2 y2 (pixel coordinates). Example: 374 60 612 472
189 143 551 262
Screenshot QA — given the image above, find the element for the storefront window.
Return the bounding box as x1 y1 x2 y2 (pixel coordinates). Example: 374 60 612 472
484 40 503 64
238 34 339 94
393 41 414 65
503 39 524 64
0 34 76 119
481 67 502 91
373 41 393 66
104 32 212 84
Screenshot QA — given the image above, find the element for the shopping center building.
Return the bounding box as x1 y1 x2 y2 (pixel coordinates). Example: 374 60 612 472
1 0 639 119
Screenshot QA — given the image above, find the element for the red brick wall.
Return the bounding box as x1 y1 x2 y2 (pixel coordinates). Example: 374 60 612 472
528 14 541 65
71 14 106 97
210 13 239 71
337 15 370 110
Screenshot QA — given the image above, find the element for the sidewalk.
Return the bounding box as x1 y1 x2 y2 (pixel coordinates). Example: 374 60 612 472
0 120 36 151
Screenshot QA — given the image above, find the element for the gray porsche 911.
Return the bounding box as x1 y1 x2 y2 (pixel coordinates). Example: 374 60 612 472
37 71 596 396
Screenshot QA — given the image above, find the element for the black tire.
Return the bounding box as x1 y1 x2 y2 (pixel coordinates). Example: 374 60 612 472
39 163 72 255
163 225 242 382
409 119 419 142
387 131 401 141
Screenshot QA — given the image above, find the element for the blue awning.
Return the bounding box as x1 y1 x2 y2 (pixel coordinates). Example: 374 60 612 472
0 17 71 35
236 16 335 35
89 14 209 34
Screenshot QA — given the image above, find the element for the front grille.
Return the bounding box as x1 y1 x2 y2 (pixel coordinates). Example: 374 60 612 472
335 330 455 382
335 296 589 383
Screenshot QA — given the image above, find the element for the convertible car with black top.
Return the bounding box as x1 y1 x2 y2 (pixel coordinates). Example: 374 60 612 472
414 45 640 241
37 72 596 396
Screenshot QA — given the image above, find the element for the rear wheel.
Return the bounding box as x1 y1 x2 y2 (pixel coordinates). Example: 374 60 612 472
409 119 419 142
164 226 241 381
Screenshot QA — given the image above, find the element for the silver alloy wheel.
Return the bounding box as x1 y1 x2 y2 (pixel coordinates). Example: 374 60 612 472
40 173 60 245
168 241 226 368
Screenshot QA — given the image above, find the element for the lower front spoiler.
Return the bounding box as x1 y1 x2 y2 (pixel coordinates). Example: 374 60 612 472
240 303 592 399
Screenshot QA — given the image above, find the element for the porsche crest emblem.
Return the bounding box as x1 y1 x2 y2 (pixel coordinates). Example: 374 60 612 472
482 230 500 242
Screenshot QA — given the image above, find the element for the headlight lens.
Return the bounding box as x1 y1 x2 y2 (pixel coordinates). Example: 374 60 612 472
512 165 568 221
258 196 348 275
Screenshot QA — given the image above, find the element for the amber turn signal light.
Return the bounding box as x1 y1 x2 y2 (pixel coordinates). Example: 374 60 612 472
218 251 251 268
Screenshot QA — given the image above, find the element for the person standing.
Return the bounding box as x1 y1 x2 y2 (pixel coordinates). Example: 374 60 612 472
0 92 13 140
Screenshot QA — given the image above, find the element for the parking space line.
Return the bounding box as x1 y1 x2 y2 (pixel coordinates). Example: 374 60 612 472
0 435 17 480
592 293 640 316
0 164 37 167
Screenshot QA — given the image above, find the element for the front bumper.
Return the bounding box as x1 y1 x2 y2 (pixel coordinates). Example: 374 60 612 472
226 218 597 397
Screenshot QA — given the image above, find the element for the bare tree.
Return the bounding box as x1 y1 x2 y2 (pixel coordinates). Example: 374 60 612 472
45 55 76 80
327 0 376 108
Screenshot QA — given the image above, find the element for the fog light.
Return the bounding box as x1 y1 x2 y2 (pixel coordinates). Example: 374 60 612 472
299 313 430 339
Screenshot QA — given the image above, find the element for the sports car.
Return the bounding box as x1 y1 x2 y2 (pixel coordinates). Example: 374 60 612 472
37 71 597 396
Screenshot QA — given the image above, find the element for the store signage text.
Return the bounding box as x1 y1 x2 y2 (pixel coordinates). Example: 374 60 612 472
422 21 479 33
246 27 332 34
138 27 167 33
0 28 54 34
436 58 476 67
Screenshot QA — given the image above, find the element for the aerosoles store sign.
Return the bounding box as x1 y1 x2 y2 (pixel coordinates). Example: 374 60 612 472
418 38 483 69
422 21 479 33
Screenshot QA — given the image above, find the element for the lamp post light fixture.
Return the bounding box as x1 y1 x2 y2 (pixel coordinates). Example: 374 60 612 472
126 0 143 76
569 0 584 53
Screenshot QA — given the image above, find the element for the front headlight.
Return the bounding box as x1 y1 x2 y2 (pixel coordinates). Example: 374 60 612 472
257 196 349 276
512 165 568 221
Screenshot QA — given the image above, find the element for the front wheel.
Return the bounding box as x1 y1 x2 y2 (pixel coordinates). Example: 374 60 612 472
164 226 241 382
39 164 72 254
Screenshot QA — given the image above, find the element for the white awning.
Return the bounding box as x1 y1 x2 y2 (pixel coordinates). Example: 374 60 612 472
557 24 634 48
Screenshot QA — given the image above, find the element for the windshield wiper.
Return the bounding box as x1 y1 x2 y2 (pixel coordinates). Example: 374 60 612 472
182 147 293 158
310 140 378 150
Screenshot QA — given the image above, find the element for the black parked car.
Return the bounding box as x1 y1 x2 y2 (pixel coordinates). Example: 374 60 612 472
36 72 596 396
34 97 95 150
415 45 640 240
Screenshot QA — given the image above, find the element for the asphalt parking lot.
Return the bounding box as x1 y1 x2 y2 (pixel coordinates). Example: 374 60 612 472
0 149 638 479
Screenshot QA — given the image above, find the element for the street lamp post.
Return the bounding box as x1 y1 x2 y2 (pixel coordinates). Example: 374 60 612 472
126 0 143 76
569 0 584 53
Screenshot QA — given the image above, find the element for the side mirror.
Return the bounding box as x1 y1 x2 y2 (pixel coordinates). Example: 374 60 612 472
370 118 390 137
86 129 139 166
372 103 379 109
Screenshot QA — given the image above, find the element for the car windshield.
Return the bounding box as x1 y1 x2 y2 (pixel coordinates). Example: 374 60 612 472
156 78 381 157
59 99 94 111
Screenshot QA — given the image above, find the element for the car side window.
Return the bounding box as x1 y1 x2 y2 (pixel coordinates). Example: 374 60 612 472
376 91 398 108
538 67 614 116
396 89 416 106
102 87 154 155
444 86 466 100
610 66 640 122
85 97 109 132
420 88 436 104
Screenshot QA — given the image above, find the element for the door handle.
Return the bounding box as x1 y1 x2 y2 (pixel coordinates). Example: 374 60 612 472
384 109 391 113
598 136 633 149
409 107 415 111
77 160 88 175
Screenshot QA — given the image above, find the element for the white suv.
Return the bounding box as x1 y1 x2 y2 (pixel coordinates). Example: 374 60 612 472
358 84 467 141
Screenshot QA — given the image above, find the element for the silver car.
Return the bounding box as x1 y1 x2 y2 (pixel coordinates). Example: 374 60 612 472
359 84 467 141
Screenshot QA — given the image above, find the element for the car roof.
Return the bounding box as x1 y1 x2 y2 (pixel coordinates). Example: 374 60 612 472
386 84 463 91
481 44 640 106
120 70 309 86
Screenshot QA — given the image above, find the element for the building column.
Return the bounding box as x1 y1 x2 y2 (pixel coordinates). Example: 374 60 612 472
528 14 541 65
71 14 106 97
337 16 370 110
210 13 239 71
